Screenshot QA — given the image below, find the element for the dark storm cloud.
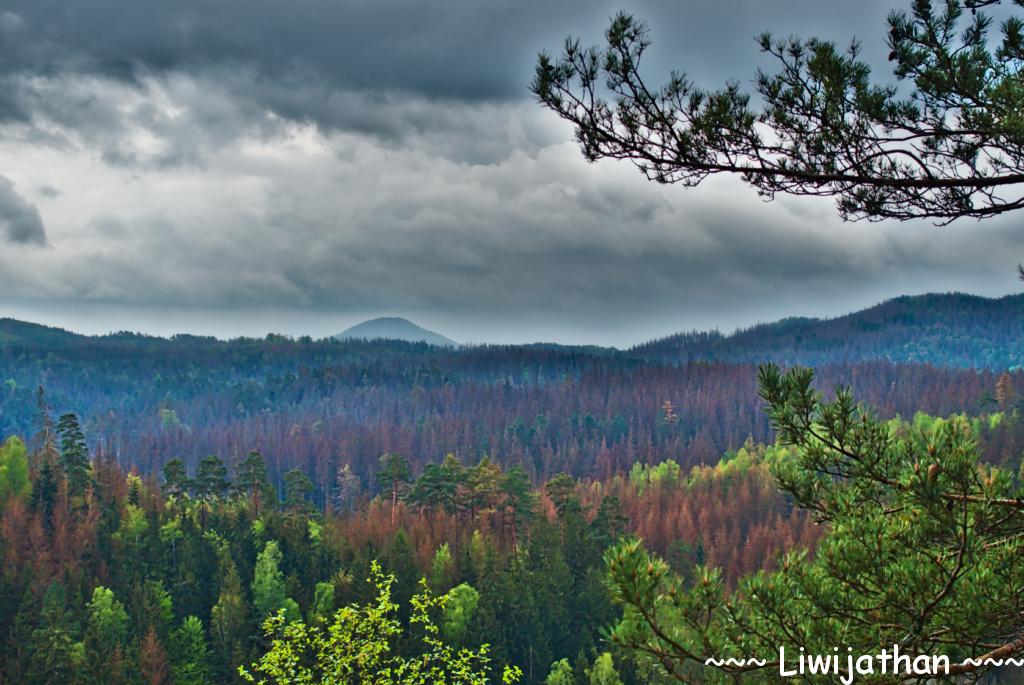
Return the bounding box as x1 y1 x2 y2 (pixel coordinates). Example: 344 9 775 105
0 0 906 142
0 175 47 245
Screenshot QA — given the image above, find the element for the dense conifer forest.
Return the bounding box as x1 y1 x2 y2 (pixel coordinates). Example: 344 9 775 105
0 408 1018 683
2 294 1024 682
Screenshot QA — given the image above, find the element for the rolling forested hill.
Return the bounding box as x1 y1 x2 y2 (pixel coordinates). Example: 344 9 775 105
1 293 1020 503
633 292 1024 369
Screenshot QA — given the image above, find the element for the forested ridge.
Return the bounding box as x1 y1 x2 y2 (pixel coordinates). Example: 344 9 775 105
2 294 1020 505
633 293 1024 369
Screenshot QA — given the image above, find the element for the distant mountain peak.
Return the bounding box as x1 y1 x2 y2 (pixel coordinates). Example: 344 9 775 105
335 317 459 347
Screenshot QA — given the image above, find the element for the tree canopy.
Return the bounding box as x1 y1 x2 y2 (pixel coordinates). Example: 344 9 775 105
533 0 1024 223
241 562 521 685
604 363 1024 682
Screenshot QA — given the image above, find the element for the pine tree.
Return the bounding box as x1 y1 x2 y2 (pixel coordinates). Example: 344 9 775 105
234 451 274 513
605 364 1024 681
139 625 170 685
545 473 580 518
252 541 299 623
501 465 533 553
210 554 249 682
996 371 1016 409
194 455 229 500
283 468 314 513
534 2 1024 222
377 453 411 526
161 458 191 499
56 412 90 497
170 616 214 685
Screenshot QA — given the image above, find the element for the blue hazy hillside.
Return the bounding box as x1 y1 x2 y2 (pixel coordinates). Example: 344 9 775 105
633 293 1024 370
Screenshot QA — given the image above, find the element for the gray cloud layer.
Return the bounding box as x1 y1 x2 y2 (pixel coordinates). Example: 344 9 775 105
0 0 906 147
0 175 47 245
0 0 1021 345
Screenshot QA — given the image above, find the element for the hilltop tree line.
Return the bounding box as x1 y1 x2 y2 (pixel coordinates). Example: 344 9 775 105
1 323 1016 501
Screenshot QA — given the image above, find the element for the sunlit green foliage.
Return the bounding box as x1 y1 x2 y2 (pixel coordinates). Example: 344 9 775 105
441 583 480 646
587 653 623 685
0 435 30 504
544 659 574 685
253 540 301 624
241 562 521 685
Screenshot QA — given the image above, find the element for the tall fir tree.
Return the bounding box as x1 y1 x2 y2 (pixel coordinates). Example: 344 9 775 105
56 412 90 497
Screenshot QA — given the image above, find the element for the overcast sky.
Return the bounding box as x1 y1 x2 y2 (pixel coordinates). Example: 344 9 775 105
1 0 1021 347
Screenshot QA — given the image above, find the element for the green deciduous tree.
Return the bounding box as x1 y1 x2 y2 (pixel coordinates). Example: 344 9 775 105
86 586 129 656
310 581 335 624
545 658 574 685
241 562 521 685
0 435 31 505
605 363 1024 682
534 1 1024 223
587 653 623 685
442 582 480 646
84 585 130 684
